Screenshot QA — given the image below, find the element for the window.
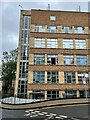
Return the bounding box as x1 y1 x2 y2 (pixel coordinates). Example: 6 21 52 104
47 26 57 33
47 55 58 65
18 80 27 94
75 40 86 49
76 55 87 65
47 39 58 48
63 39 73 49
21 30 30 44
78 72 89 84
32 91 45 99
64 72 76 84
50 15 56 21
47 71 59 83
33 71 45 83
20 45 29 60
62 26 72 33
35 25 45 32
65 90 76 98
19 62 28 78
47 91 59 99
34 54 45 65
22 16 30 29
74 26 84 34
34 38 45 48
64 55 74 65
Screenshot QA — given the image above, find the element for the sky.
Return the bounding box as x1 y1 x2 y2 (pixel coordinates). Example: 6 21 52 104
0 0 90 57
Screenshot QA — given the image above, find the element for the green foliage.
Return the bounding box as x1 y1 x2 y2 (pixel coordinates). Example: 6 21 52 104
1 48 18 94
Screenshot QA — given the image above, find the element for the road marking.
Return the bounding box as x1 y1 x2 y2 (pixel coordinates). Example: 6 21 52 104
24 113 30 116
38 112 44 115
44 115 54 120
29 110 33 112
34 110 40 113
59 115 68 118
31 111 36 114
71 117 80 120
42 112 48 114
30 114 38 117
46 114 51 116
55 116 63 119
50 113 57 116
25 110 29 113
24 109 80 120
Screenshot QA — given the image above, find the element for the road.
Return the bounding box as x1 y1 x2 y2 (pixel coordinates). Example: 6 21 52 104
1 104 90 120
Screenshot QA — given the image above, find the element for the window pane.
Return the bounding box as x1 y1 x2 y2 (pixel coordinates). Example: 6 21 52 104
34 54 45 65
50 15 56 21
33 71 45 83
47 71 59 83
63 39 73 49
35 38 45 48
64 55 74 65
76 55 87 65
74 26 84 34
75 40 86 49
64 72 76 84
47 26 57 33
35 25 45 32
47 39 58 48
62 26 72 33
47 55 58 65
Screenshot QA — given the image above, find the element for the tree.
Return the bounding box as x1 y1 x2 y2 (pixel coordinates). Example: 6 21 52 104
1 48 17 94
2 48 18 63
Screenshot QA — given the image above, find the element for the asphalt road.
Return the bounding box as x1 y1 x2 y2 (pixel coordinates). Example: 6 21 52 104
1 104 90 120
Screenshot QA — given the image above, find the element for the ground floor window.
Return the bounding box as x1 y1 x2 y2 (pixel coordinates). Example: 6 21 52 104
79 90 90 98
65 90 77 98
31 91 45 99
47 91 59 99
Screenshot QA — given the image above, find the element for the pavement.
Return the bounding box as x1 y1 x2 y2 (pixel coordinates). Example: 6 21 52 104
1 98 90 110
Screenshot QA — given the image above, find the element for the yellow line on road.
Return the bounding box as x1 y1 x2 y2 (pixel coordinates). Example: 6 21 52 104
33 103 89 110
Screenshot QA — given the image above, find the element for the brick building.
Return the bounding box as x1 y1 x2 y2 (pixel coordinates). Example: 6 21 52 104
14 9 90 99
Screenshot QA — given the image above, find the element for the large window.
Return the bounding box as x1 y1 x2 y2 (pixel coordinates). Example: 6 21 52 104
33 71 45 83
21 30 30 44
19 62 28 78
20 45 29 60
63 39 73 49
32 91 45 99
47 55 58 65
22 16 30 29
47 71 59 83
47 39 58 48
47 26 57 33
34 54 45 65
64 72 76 84
47 91 59 99
64 55 74 65
34 38 45 48
65 90 76 98
78 72 89 84
74 26 84 34
35 25 45 32
62 26 72 33
75 40 86 49
76 55 87 65
18 80 27 94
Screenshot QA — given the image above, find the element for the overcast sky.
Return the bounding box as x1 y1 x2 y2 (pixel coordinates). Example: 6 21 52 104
1 0 90 55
